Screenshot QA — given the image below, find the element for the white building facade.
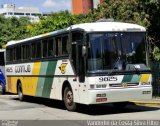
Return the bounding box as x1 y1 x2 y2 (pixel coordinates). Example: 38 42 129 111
0 4 41 22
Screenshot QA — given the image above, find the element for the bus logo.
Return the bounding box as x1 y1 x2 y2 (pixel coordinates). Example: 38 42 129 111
59 63 67 74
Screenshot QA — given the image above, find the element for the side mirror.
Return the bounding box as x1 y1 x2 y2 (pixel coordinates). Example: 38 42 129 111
82 46 86 57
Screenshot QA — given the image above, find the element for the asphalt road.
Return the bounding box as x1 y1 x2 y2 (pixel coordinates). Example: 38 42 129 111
0 94 160 126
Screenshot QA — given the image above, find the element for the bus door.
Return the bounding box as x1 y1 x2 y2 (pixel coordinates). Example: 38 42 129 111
71 32 86 102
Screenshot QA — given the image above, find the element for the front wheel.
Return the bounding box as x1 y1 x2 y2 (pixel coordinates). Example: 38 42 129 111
63 86 77 111
17 83 24 101
0 82 5 94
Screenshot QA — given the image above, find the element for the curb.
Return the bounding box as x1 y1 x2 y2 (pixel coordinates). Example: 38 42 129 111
0 94 18 99
132 101 160 107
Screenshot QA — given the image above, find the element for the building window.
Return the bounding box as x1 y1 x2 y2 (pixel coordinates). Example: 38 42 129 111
31 13 38 16
8 12 13 15
26 13 30 16
14 13 24 15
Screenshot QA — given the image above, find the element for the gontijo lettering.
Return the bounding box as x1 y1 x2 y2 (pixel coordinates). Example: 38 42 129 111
15 65 31 73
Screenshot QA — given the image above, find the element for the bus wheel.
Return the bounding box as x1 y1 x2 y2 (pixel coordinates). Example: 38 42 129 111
0 82 4 94
63 86 77 111
17 83 24 101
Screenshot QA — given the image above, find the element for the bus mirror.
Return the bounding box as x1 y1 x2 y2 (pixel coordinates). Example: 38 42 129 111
82 46 86 57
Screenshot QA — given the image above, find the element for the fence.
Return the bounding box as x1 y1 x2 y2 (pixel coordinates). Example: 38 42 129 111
151 61 160 97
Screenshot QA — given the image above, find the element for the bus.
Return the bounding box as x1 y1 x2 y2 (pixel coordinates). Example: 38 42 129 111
0 49 6 94
5 22 152 111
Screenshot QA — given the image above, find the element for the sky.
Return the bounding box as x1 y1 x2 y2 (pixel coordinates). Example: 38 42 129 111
0 0 72 13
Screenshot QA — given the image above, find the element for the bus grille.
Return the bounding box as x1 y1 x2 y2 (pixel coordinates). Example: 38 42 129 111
109 83 139 87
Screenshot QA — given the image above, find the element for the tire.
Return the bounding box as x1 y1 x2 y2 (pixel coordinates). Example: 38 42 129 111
0 82 5 94
63 86 77 111
17 83 24 101
113 102 129 109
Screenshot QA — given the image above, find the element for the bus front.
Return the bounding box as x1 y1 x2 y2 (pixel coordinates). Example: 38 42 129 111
85 30 152 105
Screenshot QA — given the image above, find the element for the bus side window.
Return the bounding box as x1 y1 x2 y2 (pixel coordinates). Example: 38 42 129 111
6 49 10 62
17 46 21 61
26 44 30 60
22 44 31 60
62 36 69 55
36 41 41 58
55 37 62 56
13 48 16 61
31 43 36 59
10 48 13 61
48 38 54 57
42 39 48 58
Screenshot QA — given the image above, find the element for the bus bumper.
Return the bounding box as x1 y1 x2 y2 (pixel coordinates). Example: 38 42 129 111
86 86 152 104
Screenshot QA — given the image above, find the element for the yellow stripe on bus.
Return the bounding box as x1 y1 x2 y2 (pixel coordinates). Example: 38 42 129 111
30 62 41 96
41 33 50 37
140 74 150 82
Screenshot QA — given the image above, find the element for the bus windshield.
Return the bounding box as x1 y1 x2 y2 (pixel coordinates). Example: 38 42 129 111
87 32 146 72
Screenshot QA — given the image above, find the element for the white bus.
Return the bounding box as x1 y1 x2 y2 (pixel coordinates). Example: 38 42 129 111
5 22 152 111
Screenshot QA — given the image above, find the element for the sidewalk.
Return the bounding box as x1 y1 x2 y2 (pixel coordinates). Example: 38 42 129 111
133 97 160 107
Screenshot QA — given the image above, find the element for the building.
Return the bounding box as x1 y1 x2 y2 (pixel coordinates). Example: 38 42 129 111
72 0 105 15
72 0 93 15
93 0 105 9
0 4 41 22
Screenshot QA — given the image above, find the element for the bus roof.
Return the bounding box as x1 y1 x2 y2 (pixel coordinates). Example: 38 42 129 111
6 22 146 46
71 22 146 32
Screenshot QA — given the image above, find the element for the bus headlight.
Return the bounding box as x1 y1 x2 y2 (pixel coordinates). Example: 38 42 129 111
141 82 151 85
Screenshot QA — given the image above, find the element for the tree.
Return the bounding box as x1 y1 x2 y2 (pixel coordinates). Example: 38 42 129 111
152 46 160 61
0 16 30 46
27 11 75 36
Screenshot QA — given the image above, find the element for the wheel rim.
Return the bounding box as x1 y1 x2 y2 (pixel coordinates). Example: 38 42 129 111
18 88 22 98
66 90 73 106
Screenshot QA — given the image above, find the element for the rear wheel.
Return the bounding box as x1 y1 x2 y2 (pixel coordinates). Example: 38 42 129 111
17 83 24 101
63 86 77 111
0 82 4 94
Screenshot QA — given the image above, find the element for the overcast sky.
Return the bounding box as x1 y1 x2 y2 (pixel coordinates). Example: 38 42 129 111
0 0 72 12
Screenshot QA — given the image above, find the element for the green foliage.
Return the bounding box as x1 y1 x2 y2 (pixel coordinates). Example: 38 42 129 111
0 15 30 45
152 46 160 61
146 1 160 47
27 11 75 36
93 0 150 27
